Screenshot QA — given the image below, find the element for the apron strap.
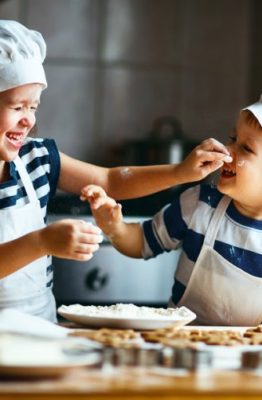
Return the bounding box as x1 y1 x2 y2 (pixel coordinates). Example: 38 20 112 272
203 195 231 247
13 156 38 203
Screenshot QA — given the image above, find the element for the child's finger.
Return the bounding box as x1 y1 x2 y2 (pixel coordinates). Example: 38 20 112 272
200 138 231 155
91 196 117 210
111 203 122 219
203 160 224 174
198 150 232 164
81 185 106 200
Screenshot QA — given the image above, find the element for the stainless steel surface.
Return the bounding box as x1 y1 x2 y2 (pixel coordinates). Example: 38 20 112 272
163 348 213 370
102 347 162 368
101 347 213 370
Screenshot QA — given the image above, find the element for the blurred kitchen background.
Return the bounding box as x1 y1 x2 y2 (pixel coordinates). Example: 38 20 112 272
1 0 261 307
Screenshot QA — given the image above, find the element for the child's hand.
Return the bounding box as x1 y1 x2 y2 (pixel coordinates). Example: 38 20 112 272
80 184 123 237
41 219 103 261
177 138 232 182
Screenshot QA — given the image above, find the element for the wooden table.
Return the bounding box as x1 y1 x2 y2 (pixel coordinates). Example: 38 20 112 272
1 324 262 400
1 366 262 400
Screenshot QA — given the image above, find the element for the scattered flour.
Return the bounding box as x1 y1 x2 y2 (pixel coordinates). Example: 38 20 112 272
237 159 246 167
120 167 132 177
60 303 194 320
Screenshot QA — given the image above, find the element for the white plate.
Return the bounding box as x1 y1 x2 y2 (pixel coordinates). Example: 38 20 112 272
0 349 101 378
0 355 100 378
0 333 101 378
58 304 196 330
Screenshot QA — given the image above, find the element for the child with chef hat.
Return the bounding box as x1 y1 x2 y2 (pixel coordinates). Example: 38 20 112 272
84 96 262 327
0 20 231 321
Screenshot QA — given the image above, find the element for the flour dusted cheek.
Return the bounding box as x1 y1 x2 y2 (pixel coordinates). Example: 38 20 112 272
237 159 246 167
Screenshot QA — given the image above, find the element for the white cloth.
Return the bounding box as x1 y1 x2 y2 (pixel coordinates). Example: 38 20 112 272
0 156 56 322
176 195 262 326
0 20 47 91
0 308 68 338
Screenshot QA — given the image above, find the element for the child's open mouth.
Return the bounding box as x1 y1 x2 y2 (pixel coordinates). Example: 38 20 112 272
221 166 236 178
6 131 25 148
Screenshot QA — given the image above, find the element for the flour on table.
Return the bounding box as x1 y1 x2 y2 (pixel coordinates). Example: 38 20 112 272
59 303 194 320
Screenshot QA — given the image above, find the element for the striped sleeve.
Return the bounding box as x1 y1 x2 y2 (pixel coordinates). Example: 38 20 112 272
142 185 200 259
19 137 60 208
42 139 60 199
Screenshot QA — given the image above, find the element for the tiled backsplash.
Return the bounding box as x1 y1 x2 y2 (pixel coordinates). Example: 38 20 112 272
0 0 252 164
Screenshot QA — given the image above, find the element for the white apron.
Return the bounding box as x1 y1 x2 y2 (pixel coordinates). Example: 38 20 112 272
0 156 56 322
172 195 262 326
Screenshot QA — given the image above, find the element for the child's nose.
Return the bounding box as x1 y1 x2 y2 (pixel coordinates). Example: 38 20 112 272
20 118 29 126
19 115 34 128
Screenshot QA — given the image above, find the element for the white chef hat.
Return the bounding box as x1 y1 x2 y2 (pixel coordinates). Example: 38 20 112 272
0 20 47 92
242 94 262 127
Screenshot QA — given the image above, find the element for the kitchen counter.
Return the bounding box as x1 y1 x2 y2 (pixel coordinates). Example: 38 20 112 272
1 322 262 400
1 366 262 400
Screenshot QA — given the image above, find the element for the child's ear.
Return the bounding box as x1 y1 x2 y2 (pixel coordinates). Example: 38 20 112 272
29 123 38 136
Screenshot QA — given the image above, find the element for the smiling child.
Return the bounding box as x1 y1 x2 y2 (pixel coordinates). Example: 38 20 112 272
0 20 232 321
83 96 262 326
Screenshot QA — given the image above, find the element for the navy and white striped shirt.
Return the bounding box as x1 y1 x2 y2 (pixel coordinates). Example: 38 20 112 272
142 184 262 304
0 137 60 286
2 137 60 214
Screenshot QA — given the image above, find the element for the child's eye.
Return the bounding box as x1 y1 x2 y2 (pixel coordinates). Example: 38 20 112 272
14 106 22 111
242 145 253 153
228 135 236 143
